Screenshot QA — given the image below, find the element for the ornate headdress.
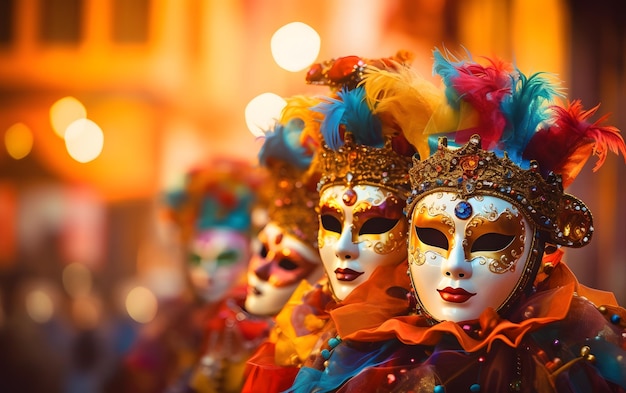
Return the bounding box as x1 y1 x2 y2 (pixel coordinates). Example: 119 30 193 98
307 52 445 198
407 48 626 252
164 158 263 243
257 95 322 249
306 50 414 92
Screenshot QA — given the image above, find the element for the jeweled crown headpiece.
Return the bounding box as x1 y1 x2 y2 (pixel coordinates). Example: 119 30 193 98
257 95 322 249
307 52 445 198
164 158 262 243
407 49 626 248
409 134 593 247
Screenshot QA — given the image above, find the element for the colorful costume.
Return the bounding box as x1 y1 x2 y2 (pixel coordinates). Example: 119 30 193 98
244 52 443 392
121 158 266 393
241 95 327 391
307 49 626 392
244 95 325 319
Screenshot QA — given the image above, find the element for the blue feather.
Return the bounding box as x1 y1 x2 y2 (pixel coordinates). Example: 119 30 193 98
315 95 346 150
258 120 312 169
314 87 383 150
500 71 559 163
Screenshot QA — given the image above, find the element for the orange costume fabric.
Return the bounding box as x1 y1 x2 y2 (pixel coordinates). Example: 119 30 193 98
242 261 412 391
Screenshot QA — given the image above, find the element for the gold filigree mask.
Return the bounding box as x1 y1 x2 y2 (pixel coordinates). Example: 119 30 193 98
318 184 408 301
408 192 537 322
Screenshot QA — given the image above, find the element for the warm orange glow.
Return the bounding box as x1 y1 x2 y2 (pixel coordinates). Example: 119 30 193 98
50 96 87 138
4 122 33 159
24 97 159 201
511 0 569 80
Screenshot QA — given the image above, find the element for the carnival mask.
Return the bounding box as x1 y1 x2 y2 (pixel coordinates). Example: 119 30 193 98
187 228 250 303
408 192 539 322
319 184 408 301
245 221 323 316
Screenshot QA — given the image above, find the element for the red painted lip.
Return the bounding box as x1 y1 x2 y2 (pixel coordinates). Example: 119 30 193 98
437 287 476 303
335 268 364 282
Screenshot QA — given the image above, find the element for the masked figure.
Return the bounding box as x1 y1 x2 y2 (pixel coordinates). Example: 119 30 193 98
241 95 326 392
244 95 325 318
126 158 268 393
251 51 443 393
333 49 626 393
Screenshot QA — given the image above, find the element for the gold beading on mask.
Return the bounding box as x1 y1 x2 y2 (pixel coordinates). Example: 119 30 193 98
264 160 320 249
312 132 413 199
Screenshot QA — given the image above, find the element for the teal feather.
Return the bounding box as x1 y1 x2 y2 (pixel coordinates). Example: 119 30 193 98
433 49 463 110
315 87 383 150
258 119 312 169
500 71 560 163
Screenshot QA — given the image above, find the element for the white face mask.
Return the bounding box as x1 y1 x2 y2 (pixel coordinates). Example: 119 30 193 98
245 222 323 316
408 192 535 322
318 184 408 301
186 228 250 303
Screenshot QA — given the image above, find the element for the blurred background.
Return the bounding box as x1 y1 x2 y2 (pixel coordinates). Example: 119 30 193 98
0 0 624 392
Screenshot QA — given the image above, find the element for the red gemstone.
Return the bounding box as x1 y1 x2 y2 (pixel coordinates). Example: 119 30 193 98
306 63 323 83
328 56 361 82
342 188 357 206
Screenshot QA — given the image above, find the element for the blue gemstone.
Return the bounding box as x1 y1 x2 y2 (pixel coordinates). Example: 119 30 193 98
455 201 472 220
470 383 481 392
610 314 621 324
433 385 445 393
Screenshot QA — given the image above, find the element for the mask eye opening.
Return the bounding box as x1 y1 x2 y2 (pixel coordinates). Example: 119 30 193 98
321 214 342 233
470 233 515 252
415 226 449 250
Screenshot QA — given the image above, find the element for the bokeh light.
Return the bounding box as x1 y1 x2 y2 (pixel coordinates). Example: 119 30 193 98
50 96 87 138
271 22 321 72
71 295 101 330
4 122 34 159
62 262 93 298
64 118 104 163
244 92 287 137
25 289 54 324
125 286 158 324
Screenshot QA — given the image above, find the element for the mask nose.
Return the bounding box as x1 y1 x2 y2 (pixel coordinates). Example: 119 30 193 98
254 260 272 281
442 238 472 279
334 223 359 261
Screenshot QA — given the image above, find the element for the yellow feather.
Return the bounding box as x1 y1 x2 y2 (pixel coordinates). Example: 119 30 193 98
360 66 446 160
280 95 324 149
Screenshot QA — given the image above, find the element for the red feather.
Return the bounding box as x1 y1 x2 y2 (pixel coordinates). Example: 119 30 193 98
524 100 626 188
450 57 514 150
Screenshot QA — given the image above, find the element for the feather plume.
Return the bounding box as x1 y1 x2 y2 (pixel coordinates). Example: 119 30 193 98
314 87 383 150
432 49 463 108
360 65 444 160
280 95 323 152
433 49 515 150
499 71 561 163
523 100 626 187
258 120 313 170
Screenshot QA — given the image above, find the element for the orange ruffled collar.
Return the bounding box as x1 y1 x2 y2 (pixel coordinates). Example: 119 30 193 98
338 259 618 353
